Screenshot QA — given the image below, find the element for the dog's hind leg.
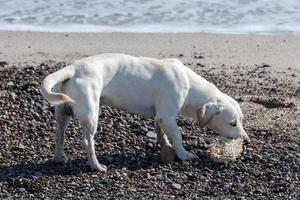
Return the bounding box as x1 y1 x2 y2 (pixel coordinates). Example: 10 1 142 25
74 85 107 172
53 104 71 163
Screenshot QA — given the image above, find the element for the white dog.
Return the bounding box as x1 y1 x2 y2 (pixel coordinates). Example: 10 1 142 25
41 53 250 171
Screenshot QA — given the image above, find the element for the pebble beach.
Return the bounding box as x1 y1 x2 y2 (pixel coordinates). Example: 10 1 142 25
0 31 299 199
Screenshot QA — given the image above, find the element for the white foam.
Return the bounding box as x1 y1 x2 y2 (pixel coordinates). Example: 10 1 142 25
1 23 299 35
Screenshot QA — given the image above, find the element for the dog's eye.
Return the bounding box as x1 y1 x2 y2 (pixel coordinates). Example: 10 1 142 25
230 122 237 127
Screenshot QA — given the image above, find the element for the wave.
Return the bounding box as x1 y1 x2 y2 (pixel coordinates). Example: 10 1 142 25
0 0 299 34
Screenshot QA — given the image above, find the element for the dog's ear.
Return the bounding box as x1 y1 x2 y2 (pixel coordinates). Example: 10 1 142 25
197 102 220 129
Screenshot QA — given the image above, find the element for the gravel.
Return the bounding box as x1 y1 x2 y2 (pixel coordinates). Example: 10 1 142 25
0 60 299 199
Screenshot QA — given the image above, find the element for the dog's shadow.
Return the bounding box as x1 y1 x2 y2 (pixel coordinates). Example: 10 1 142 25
0 159 88 180
0 151 160 180
0 151 225 181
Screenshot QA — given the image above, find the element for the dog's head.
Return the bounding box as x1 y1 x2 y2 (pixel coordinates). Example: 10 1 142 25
197 98 250 142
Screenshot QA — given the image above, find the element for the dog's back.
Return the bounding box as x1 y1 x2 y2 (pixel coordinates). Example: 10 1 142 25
42 53 190 118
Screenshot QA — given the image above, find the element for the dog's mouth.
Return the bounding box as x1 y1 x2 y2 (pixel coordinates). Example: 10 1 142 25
205 127 250 144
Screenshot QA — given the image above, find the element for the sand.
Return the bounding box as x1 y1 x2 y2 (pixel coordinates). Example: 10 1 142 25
0 31 300 76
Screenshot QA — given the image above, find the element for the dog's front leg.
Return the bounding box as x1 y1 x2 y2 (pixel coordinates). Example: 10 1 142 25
155 116 198 161
155 121 176 162
53 105 71 163
155 120 171 147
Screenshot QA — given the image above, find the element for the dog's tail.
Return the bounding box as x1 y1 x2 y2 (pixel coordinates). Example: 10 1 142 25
40 65 75 106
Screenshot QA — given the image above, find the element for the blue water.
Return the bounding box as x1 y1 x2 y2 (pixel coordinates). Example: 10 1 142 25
0 0 300 34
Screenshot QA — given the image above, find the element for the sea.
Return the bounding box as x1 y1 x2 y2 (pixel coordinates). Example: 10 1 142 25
0 0 300 34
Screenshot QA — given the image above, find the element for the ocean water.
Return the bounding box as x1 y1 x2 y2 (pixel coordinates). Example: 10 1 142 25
0 0 300 34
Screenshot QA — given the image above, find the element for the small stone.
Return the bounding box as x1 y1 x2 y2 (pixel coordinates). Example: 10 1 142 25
115 171 121 177
148 142 153 147
258 74 266 78
261 64 271 68
24 81 39 88
270 158 279 163
117 140 126 147
188 140 198 146
147 173 156 181
0 61 8 66
146 131 157 139
10 92 17 100
7 81 14 87
171 183 181 190
252 153 262 161
196 63 205 67
31 175 38 180
140 126 148 132
194 55 204 59
18 188 26 193
134 146 141 150
16 143 25 151
165 171 176 178
0 90 7 97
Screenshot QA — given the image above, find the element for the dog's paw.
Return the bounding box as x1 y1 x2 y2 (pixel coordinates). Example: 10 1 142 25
176 150 198 161
90 163 107 172
53 154 68 164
